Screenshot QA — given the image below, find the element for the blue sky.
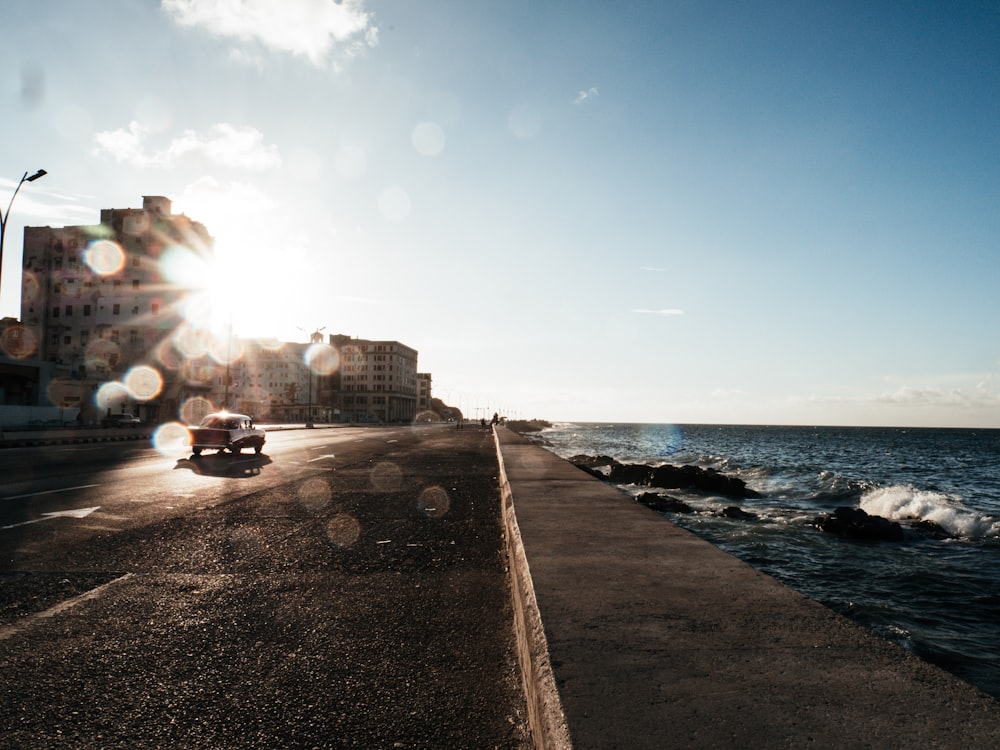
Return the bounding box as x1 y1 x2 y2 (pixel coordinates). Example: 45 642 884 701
2 0 999 427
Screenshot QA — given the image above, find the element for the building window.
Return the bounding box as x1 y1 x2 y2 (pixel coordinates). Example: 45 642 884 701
81 330 89 345
132 279 140 290
64 335 71 345
113 304 121 315
52 306 59 318
84 304 91 316
65 305 73 316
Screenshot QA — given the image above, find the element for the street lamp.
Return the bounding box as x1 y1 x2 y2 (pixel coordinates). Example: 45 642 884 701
0 169 47 307
297 325 326 428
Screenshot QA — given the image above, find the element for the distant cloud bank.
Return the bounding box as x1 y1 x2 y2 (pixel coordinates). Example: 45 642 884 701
161 0 378 69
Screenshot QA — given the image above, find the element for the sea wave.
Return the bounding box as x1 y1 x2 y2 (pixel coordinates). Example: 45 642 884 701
859 485 1000 539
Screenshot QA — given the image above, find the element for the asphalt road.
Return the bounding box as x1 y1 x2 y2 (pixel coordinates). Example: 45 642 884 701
0 424 529 749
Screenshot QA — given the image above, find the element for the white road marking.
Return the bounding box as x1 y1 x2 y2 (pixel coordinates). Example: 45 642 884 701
2 484 99 501
0 573 133 641
306 454 336 462
1 506 101 530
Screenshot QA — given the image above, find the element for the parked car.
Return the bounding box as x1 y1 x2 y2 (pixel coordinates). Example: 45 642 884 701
102 413 141 428
188 412 266 456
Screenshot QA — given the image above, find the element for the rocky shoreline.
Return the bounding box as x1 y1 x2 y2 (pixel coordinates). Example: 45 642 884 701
568 453 959 543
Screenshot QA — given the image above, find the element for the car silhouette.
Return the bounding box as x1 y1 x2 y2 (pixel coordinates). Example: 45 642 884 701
102 413 141 427
188 412 266 456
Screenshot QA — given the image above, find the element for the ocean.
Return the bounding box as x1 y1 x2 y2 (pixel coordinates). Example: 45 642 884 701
525 422 1000 699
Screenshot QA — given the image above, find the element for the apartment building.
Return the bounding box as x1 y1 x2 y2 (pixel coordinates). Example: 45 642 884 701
327 334 418 423
19 196 214 424
417 372 432 413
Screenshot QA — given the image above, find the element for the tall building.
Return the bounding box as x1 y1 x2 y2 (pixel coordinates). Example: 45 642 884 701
417 372 432 414
19 196 214 424
327 334 418 423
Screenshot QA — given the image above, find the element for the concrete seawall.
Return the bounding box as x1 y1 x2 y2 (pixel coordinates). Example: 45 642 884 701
494 426 1000 749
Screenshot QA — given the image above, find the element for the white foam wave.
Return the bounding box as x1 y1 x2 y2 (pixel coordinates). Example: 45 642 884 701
860 485 1000 538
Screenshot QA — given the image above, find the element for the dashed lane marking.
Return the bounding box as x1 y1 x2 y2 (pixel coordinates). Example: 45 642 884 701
0 573 134 642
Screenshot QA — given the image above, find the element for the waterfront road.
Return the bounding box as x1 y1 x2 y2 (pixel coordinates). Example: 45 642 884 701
0 424 528 749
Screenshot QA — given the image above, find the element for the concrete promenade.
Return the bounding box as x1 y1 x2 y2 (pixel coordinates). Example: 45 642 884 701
495 427 1000 749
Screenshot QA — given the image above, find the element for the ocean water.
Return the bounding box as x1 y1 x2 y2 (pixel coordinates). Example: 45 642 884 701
528 423 1000 699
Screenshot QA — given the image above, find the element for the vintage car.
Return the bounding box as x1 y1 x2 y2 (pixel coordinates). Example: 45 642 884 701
188 412 266 456
102 413 142 428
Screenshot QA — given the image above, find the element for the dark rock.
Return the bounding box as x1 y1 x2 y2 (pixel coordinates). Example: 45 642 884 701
814 506 904 542
574 464 607 480
911 519 953 539
721 506 757 521
649 464 760 498
608 462 653 485
569 454 617 468
636 492 694 514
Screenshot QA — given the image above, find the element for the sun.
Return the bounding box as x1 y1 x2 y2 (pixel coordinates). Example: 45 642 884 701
172 181 307 341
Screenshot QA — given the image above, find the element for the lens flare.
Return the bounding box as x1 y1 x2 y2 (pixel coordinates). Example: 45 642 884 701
46 376 82 409
94 381 129 410
0 324 37 359
85 338 121 370
172 324 210 359
179 396 215 425
417 486 450 518
21 272 41 306
297 477 332 513
124 365 163 400
370 461 402 493
84 240 126 276
152 421 191 456
327 513 361 547
305 343 339 376
412 121 445 157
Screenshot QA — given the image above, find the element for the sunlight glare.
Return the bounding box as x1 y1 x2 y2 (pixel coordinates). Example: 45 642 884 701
152 421 191 456
83 240 126 276
85 338 121 370
124 365 163 400
179 396 215 425
305 343 339 375
95 381 129 410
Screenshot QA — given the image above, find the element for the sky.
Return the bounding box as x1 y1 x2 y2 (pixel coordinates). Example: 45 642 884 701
2 0 999 428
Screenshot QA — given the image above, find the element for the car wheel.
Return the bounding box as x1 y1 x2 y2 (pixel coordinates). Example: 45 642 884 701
254 444 263 454
192 447 202 456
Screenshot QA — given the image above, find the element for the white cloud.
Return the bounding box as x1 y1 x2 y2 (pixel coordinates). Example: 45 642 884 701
633 308 685 316
574 87 599 105
161 0 378 68
92 122 281 170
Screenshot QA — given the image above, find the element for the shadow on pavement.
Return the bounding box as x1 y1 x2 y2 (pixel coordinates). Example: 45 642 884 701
174 453 273 478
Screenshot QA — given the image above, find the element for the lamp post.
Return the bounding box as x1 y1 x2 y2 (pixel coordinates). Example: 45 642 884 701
298 325 326 428
0 169 47 306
